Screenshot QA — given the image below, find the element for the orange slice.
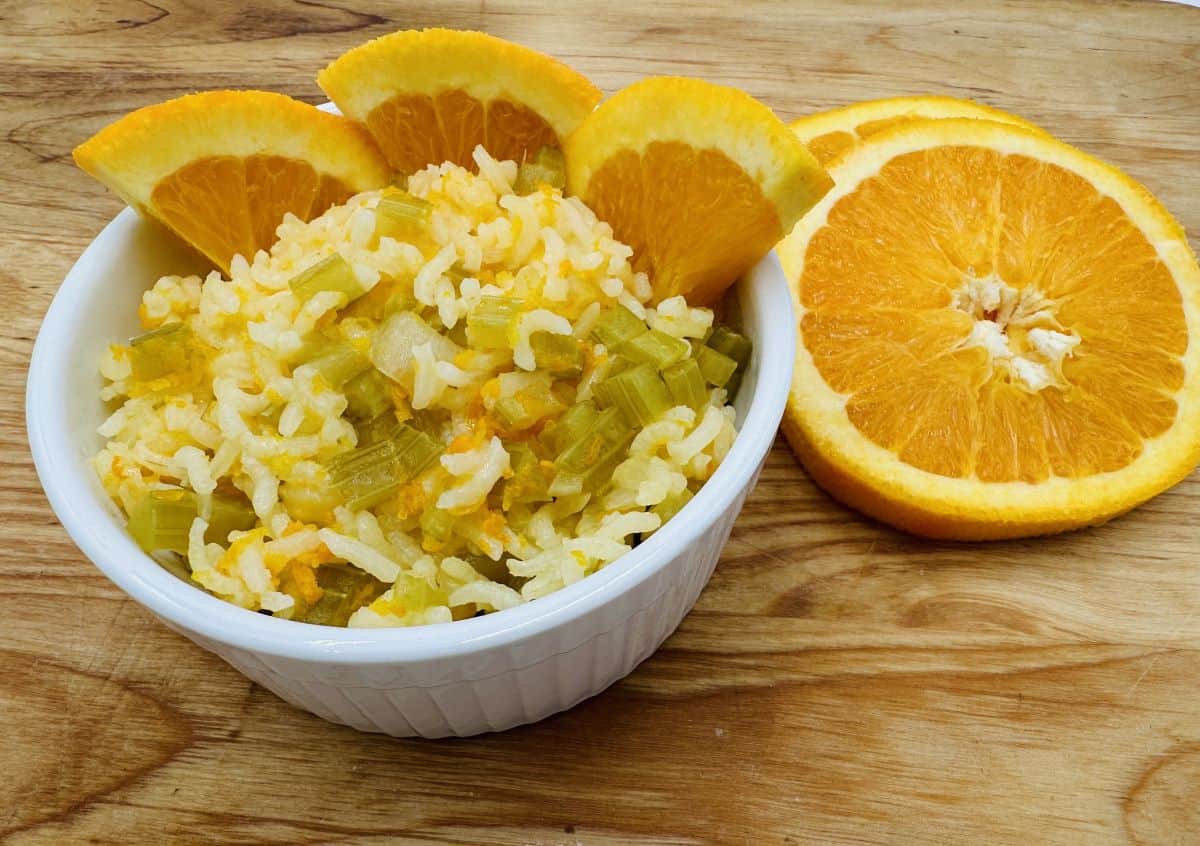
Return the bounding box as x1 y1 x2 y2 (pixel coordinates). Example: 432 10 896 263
779 118 1200 539
791 95 1043 165
317 28 601 174
74 90 391 273
565 76 832 305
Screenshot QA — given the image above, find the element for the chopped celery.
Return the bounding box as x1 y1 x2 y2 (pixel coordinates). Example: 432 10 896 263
305 344 370 388
299 565 388 627
374 191 433 240
126 489 256 554
707 326 752 367
129 322 192 382
551 426 632 496
289 253 365 304
555 406 629 473
327 424 443 510
662 358 708 411
513 146 567 195
344 369 392 420
419 507 456 543
591 305 647 349
495 376 566 431
653 488 694 523
593 362 672 426
531 331 584 378
618 329 690 370
548 400 599 454
355 411 397 446
502 443 551 510
694 345 738 388
466 296 524 349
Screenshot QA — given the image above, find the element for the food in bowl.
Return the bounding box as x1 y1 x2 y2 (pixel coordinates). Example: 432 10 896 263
94 147 753 627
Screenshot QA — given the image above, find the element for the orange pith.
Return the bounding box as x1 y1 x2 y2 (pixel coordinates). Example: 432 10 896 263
802 144 1187 484
366 89 559 174
151 154 356 271
584 141 784 305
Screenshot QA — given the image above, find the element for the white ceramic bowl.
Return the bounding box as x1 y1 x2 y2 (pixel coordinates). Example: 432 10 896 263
27 207 795 737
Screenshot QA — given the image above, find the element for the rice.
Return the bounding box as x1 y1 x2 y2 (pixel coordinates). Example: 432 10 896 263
95 145 744 628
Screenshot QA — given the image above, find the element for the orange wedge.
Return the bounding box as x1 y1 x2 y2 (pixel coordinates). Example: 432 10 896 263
317 28 601 174
791 95 1042 165
565 76 832 305
779 118 1200 539
74 90 391 273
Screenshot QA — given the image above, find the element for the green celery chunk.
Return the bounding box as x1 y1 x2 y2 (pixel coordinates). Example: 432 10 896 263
531 332 584 378
591 305 647 349
653 488 694 523
495 375 567 431
555 406 630 474
694 345 738 388
662 358 708 411
355 411 398 446
327 424 443 510
419 507 456 544
502 443 551 510
289 253 365 304
374 191 433 240
593 362 672 426
707 326 752 367
513 146 567 195
305 344 370 388
129 322 192 382
343 369 393 420
299 565 388 627
551 420 633 497
126 489 256 554
548 400 599 454
466 296 525 349
618 329 690 370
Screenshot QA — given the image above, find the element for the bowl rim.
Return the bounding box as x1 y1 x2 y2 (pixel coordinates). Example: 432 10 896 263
27 208 795 665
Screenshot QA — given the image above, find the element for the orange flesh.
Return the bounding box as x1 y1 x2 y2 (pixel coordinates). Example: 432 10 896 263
800 146 1187 483
582 141 783 305
151 154 355 272
366 89 560 174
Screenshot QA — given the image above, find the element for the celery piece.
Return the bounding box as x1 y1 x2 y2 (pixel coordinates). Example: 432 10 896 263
548 399 599 454
495 374 567 431
375 191 433 241
419 507 456 543
694 345 738 388
299 565 388 627
551 428 633 496
513 146 567 195
555 406 629 473
126 489 255 554
466 296 525 349
355 411 397 446
591 305 647 349
502 443 550 510
592 362 672 426
662 358 708 411
129 322 192 382
653 488 694 524
707 326 752 368
328 424 443 510
343 369 393 420
618 329 690 370
531 332 584 378
306 344 370 388
289 253 365 304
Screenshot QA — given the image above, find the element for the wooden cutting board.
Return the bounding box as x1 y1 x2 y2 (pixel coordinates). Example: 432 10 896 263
2 2 1197 843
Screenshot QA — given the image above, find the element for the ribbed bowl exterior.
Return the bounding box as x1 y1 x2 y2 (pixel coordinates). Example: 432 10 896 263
171 481 750 737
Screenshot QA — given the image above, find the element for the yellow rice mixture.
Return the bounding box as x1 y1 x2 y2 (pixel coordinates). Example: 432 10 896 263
95 146 739 627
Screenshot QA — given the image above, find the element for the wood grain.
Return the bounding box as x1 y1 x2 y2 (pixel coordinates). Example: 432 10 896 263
2 1 1199 844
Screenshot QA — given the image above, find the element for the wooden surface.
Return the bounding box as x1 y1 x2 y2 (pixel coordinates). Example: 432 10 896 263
3 1 1199 843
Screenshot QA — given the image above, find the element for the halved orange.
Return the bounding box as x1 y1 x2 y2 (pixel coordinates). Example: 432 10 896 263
317 28 601 174
791 95 1043 166
74 90 391 273
779 118 1200 539
565 76 832 306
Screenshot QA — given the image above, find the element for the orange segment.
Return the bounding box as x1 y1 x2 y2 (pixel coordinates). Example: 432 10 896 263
790 94 1044 165
317 29 601 174
779 118 1200 539
565 76 832 305
73 91 390 273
